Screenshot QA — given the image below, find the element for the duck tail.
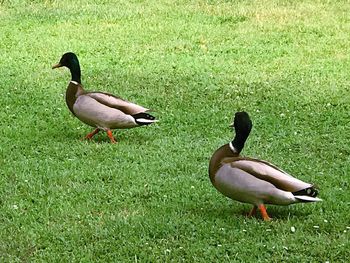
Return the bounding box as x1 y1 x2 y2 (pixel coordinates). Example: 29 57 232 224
132 112 158 126
292 186 322 202
294 195 322 202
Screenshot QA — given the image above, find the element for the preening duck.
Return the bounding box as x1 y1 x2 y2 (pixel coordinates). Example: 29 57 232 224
52 52 157 143
209 111 321 221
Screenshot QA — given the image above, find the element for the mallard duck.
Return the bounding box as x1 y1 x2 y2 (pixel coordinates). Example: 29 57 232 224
209 111 321 221
52 52 157 143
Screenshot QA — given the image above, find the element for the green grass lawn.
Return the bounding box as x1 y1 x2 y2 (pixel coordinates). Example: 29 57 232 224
1 0 349 261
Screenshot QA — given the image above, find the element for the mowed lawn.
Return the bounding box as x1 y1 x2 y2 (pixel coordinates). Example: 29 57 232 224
1 0 349 261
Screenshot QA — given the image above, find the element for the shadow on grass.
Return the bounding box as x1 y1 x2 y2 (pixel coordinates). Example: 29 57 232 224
190 201 310 222
44 126 155 145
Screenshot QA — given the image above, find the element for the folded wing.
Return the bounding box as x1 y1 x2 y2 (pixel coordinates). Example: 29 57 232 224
87 92 149 115
223 157 312 192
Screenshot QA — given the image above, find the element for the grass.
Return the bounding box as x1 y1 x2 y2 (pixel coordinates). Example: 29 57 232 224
1 0 349 261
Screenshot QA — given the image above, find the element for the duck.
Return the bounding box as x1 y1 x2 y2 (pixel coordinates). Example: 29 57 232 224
209 111 322 221
52 52 157 143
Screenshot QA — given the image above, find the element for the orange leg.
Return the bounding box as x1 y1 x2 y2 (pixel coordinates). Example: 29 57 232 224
106 129 117 144
248 206 257 217
258 204 271 221
85 128 100 140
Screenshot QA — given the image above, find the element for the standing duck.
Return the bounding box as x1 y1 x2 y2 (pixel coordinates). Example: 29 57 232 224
209 111 321 221
52 52 157 143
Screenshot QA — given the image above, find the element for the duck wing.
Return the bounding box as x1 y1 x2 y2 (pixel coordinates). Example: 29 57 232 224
86 92 149 115
222 157 312 192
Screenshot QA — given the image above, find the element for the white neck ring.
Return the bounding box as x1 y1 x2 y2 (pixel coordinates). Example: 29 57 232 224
229 142 238 153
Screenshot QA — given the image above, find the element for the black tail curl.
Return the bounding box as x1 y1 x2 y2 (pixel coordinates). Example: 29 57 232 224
292 186 319 198
132 112 157 126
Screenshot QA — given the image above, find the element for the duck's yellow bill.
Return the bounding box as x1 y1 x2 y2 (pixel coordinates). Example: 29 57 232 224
52 63 62 69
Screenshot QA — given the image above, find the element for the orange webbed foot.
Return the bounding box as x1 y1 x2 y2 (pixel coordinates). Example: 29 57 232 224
106 130 117 144
258 204 272 221
85 128 100 140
